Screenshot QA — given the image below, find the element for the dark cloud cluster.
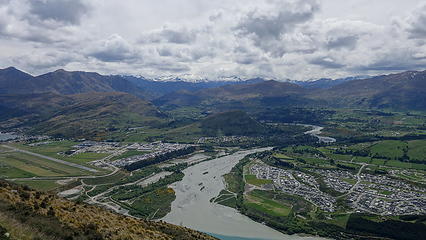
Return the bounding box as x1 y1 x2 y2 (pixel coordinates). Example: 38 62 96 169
326 35 359 50
29 0 90 25
406 3 426 39
89 34 140 62
355 49 426 71
0 0 90 44
236 0 319 39
235 0 319 56
141 27 198 44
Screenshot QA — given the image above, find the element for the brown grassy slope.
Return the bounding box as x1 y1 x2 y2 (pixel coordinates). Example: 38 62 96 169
310 70 426 110
0 92 167 139
0 67 149 98
32 92 167 138
0 180 216 240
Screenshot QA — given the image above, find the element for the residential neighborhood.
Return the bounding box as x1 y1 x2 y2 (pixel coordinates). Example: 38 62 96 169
250 163 426 215
250 164 336 212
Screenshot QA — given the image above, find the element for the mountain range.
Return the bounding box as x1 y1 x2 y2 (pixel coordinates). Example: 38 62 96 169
291 76 370 89
156 70 426 111
0 66 425 138
0 67 149 97
153 80 314 111
311 71 426 110
123 75 265 99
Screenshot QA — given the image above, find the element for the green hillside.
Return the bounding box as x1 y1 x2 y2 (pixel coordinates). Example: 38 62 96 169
311 70 426 110
200 111 269 136
0 92 167 139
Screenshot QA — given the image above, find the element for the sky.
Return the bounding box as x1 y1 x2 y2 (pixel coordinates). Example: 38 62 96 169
0 0 425 80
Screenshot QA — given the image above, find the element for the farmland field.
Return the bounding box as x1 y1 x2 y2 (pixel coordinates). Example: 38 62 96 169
14 142 110 166
245 190 292 217
369 140 406 160
245 174 273 186
0 149 91 178
407 140 426 162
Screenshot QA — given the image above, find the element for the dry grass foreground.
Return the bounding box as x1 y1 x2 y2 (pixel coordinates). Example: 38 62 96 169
0 180 216 240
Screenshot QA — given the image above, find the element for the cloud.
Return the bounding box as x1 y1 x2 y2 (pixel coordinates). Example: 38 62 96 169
310 56 344 69
0 0 425 80
405 3 426 39
315 18 379 50
140 26 198 44
11 49 79 73
234 0 319 56
232 44 266 65
89 34 140 62
354 48 426 71
29 0 90 25
236 0 319 39
234 53 259 65
154 44 216 63
152 62 190 73
0 0 90 44
326 35 359 50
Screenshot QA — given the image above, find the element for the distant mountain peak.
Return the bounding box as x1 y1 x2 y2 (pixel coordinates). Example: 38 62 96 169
151 75 244 83
291 75 371 89
0 66 33 82
0 67 147 97
127 74 264 83
1 66 30 75
3 66 19 71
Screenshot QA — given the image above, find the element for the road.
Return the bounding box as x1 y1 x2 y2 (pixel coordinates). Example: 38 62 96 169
6 145 126 184
351 164 368 192
1 144 98 172
338 163 367 199
3 143 138 216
